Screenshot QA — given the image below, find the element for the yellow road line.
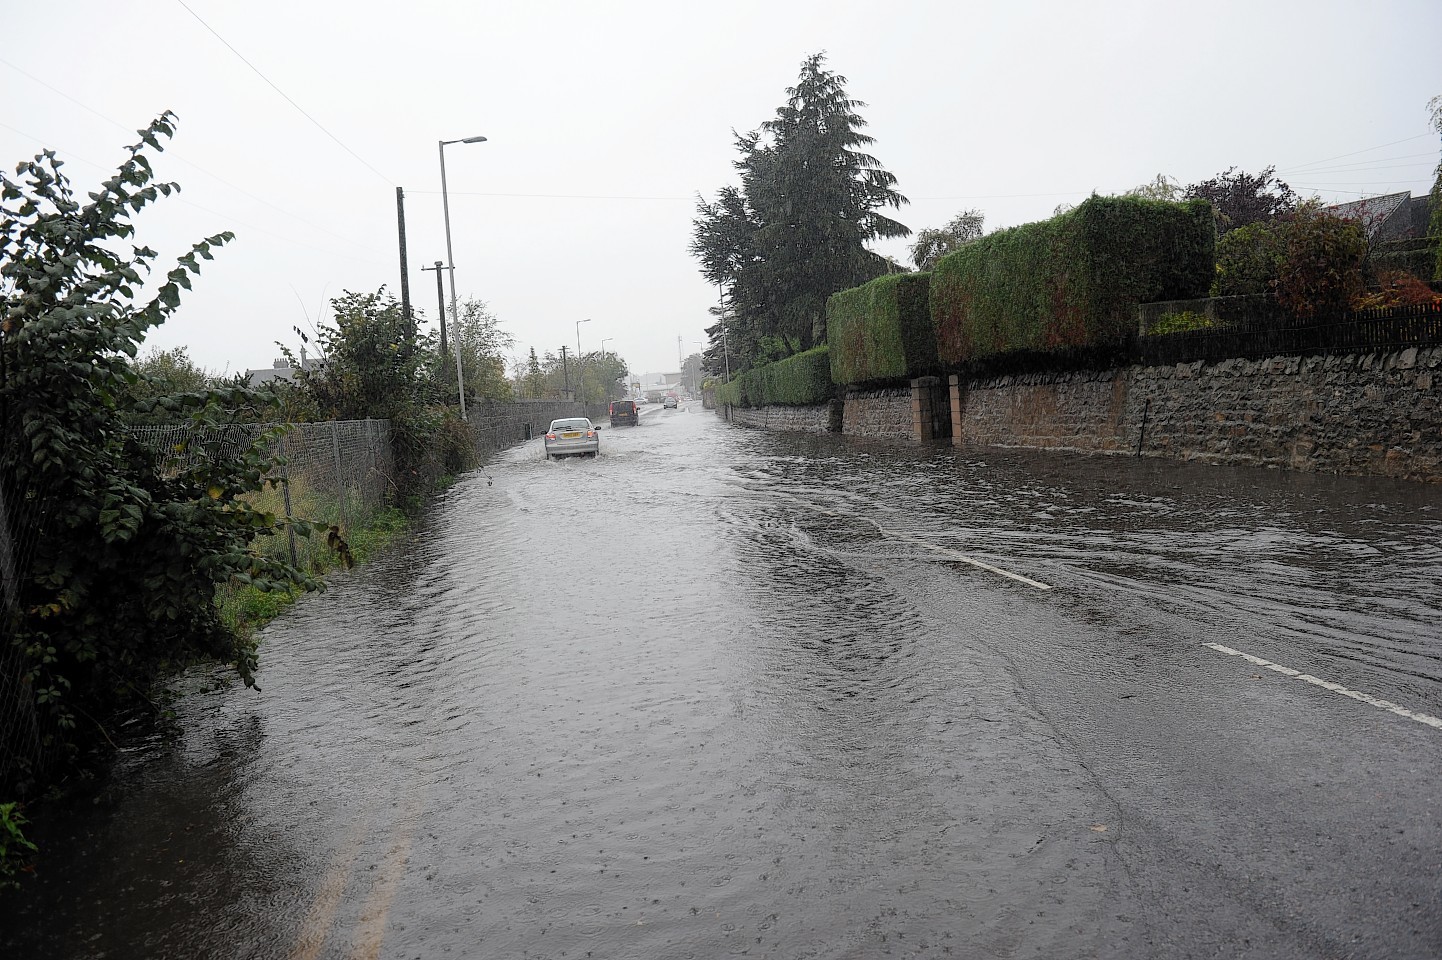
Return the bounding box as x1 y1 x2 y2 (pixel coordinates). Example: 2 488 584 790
289 815 369 960
349 797 423 960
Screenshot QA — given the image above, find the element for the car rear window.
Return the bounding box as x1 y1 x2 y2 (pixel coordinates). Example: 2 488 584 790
551 419 590 431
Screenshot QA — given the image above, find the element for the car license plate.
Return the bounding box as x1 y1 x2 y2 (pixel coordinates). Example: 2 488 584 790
563 432 581 438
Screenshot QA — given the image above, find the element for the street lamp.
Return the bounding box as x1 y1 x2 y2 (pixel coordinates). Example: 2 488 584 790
690 340 706 395
575 318 591 403
439 134 487 421
600 337 612 358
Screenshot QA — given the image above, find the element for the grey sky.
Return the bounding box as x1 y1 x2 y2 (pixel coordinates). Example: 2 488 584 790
4 0 1439 379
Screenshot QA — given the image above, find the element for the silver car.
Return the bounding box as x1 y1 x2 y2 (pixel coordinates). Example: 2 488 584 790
544 417 600 459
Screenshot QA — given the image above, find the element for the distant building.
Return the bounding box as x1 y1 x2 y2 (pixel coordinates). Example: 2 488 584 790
1322 191 1431 243
245 348 322 387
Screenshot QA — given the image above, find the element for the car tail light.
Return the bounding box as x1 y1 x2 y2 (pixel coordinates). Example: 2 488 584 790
586 430 595 438
545 432 556 440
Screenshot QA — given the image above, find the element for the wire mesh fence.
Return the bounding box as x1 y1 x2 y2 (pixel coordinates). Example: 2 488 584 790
0 458 56 798
128 419 395 572
1 404 607 796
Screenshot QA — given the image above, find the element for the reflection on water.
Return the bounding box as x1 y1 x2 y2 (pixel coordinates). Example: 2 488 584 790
6 408 1439 959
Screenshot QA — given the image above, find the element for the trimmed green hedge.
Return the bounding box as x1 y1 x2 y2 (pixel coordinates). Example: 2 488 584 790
719 346 833 407
746 346 833 406
930 195 1214 365
827 273 936 385
715 377 744 407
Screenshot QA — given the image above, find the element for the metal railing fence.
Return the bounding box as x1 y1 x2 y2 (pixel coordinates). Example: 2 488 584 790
1137 302 1442 366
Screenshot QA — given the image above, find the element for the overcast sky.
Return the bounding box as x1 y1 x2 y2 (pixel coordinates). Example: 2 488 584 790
4 0 1439 379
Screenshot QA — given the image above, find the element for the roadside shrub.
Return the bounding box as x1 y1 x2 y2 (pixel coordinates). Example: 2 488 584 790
743 346 833 406
1213 221 1285 297
1274 207 1367 320
827 273 936 385
930 195 1214 365
1352 269 1442 309
0 115 320 793
1210 207 1368 321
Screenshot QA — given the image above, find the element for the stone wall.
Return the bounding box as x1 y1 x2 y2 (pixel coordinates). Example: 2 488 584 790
843 386 913 438
717 344 1440 482
727 404 834 434
954 346 1442 482
954 371 1132 455
469 400 604 450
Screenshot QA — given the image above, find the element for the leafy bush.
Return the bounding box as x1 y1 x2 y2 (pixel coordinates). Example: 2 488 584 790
1352 270 1442 309
930 195 1214 365
743 346 833 406
0 115 319 791
0 802 37 891
1274 207 1367 320
1213 221 1285 297
827 274 936 385
1210 207 1368 320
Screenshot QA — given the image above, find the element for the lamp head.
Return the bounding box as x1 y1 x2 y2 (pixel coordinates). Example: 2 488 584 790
461 135 488 144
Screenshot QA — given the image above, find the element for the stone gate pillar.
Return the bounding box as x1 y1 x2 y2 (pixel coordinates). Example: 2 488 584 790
949 374 965 447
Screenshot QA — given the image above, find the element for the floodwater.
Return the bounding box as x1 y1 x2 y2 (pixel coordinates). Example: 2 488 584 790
7 403 1442 959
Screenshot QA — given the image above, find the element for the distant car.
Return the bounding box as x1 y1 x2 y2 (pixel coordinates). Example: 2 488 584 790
662 396 678 409
609 399 639 426
544 417 599 459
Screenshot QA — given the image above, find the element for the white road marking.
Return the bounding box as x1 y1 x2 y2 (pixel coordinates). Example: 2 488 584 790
767 491 1052 591
1204 642 1442 730
879 526 1053 591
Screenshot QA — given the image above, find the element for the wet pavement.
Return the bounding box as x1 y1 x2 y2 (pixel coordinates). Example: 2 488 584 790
7 402 1442 959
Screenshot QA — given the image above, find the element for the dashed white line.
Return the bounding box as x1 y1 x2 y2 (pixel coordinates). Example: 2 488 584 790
1205 642 1442 730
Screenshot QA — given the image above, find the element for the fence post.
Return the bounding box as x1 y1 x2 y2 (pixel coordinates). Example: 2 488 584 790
278 433 298 568
330 421 349 531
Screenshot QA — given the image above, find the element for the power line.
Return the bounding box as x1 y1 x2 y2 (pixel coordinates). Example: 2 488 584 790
411 189 694 201
0 57 382 258
174 0 394 187
0 120 388 269
1279 133 1433 174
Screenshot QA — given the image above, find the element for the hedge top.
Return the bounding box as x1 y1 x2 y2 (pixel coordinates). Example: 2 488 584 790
827 273 936 386
930 195 1215 366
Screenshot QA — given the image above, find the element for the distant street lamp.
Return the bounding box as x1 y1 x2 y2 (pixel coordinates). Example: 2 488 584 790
690 340 706 395
600 337 613 358
575 318 592 403
439 134 487 421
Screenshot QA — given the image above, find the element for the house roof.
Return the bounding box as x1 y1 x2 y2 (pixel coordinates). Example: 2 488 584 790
1322 191 1411 239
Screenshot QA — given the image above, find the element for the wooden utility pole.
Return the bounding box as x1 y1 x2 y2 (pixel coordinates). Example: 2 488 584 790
560 345 571 400
421 261 450 355
395 187 413 331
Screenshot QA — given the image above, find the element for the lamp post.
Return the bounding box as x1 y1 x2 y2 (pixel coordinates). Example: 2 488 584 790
717 284 732 384
439 134 487 421
599 338 614 403
575 318 591 404
690 340 706 396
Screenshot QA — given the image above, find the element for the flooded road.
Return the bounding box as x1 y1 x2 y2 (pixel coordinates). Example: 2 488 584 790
8 403 1442 959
